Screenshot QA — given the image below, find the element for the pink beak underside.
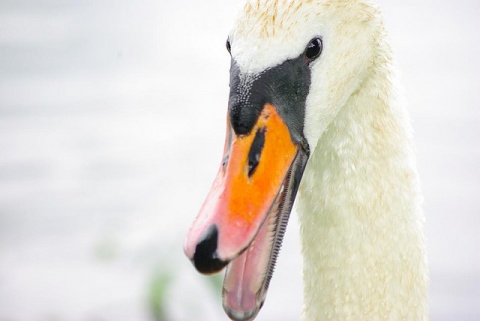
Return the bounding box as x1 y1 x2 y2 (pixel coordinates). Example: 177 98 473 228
222 193 282 320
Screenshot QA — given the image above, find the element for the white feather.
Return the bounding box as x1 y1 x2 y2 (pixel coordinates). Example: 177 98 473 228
231 0 429 320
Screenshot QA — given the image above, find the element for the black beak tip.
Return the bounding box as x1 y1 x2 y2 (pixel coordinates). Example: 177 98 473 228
192 225 228 274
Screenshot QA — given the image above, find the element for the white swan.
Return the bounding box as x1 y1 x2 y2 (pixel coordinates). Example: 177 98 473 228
184 0 428 320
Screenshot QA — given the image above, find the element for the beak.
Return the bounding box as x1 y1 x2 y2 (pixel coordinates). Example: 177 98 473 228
185 52 312 321
184 103 309 320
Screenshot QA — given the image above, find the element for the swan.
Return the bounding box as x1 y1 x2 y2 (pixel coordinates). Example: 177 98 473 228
184 0 429 320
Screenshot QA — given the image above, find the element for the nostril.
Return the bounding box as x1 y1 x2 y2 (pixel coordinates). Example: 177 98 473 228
247 127 266 177
193 225 228 274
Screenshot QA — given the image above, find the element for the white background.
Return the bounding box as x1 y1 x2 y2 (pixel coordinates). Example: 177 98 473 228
0 0 479 320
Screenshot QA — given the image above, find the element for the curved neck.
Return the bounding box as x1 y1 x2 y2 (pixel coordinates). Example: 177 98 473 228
297 48 428 320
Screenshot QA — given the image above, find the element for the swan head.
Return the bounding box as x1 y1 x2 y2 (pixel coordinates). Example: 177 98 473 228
231 0 381 150
184 0 382 320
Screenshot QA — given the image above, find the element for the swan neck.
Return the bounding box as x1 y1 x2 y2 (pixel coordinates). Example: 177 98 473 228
297 53 428 320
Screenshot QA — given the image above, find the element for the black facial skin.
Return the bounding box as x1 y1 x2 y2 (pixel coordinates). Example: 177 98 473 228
228 52 312 145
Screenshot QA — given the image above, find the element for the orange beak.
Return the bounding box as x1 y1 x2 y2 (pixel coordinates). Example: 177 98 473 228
184 102 309 320
184 43 312 321
184 103 304 269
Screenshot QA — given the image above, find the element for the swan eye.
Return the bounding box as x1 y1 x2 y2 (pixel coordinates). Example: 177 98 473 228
226 38 231 54
305 37 323 62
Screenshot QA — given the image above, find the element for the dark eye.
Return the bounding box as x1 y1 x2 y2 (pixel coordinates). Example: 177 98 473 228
226 38 231 54
305 37 323 62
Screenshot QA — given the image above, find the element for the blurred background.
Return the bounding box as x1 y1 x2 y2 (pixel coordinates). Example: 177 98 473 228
0 0 479 320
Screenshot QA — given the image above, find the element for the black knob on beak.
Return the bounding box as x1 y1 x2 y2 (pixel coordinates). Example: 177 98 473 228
192 225 228 274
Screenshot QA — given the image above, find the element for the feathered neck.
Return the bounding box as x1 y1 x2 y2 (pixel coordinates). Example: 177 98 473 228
296 32 428 321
